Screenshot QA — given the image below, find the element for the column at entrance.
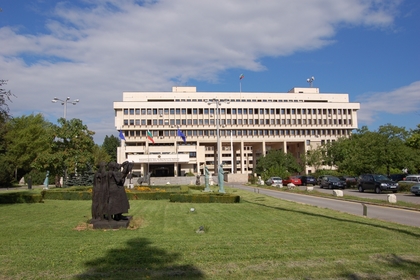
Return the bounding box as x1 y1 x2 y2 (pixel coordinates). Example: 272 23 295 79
240 141 245 174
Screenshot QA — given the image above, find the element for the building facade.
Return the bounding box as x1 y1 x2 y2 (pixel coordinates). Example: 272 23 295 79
114 86 360 181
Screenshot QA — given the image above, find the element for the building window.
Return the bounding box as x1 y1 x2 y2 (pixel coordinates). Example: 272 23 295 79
124 109 129 115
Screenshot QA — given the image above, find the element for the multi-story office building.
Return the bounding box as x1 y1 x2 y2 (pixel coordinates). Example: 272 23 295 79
114 86 360 182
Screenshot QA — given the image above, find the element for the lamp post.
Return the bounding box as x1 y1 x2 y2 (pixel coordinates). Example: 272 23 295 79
51 97 79 119
207 98 229 193
51 97 79 188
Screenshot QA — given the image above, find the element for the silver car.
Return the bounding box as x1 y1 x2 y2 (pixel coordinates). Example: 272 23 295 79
265 177 283 187
410 183 420 196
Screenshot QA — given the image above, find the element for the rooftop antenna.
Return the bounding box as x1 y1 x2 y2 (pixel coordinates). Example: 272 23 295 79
307 76 315 87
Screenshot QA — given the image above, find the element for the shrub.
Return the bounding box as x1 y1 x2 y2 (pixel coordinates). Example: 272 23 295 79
0 192 43 204
169 193 240 203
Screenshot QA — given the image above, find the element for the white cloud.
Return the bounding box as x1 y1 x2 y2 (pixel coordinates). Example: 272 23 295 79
0 0 401 143
357 81 420 124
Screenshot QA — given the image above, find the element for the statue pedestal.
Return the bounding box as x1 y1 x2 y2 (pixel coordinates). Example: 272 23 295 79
90 216 132 229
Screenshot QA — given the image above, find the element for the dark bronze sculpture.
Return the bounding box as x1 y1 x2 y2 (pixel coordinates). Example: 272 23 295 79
91 161 133 222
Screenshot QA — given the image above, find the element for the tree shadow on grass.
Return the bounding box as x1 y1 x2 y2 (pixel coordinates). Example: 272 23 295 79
245 199 420 238
75 237 204 279
341 254 420 279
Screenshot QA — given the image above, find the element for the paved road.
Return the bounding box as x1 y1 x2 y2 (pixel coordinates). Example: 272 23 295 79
228 183 420 228
314 185 420 204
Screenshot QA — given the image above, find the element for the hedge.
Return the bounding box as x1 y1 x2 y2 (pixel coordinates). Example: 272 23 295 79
169 193 240 203
0 192 43 204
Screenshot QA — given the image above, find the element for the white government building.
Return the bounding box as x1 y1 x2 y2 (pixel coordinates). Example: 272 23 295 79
114 86 360 182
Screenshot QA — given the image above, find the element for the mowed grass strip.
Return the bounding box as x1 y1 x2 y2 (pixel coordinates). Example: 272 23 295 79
0 187 419 279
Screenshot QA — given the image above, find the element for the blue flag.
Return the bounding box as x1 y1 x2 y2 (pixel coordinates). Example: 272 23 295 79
119 130 126 141
177 128 186 143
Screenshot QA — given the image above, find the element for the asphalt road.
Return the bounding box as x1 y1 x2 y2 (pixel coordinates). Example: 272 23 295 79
314 185 420 204
228 183 420 228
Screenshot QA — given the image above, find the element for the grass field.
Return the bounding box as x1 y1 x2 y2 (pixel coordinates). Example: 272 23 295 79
1 187 420 279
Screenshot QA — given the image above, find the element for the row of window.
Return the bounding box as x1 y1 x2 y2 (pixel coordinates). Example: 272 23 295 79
122 128 350 138
123 108 352 116
174 98 304 103
124 118 352 126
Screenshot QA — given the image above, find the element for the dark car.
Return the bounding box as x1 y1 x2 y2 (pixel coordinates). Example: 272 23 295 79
358 174 399 194
319 176 346 189
339 175 358 188
389 174 407 182
300 175 317 186
410 184 420 196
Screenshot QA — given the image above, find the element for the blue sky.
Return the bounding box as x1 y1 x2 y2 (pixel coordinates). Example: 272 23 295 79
1 0 419 144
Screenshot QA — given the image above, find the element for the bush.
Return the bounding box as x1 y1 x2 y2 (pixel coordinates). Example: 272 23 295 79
0 192 43 204
169 193 240 203
397 181 414 192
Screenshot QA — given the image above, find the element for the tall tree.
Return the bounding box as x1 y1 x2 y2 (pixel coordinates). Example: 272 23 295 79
301 144 324 173
102 135 120 163
33 118 96 186
0 80 15 186
377 124 411 176
4 114 54 181
255 150 302 180
0 80 14 121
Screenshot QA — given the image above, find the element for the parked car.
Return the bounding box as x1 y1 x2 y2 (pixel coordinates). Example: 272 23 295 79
265 177 283 187
358 174 399 194
300 175 317 186
319 176 346 189
338 175 358 188
404 175 420 183
283 176 302 186
410 184 420 196
389 174 407 182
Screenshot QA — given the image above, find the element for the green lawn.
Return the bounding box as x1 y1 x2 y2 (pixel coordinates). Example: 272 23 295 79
1 187 420 279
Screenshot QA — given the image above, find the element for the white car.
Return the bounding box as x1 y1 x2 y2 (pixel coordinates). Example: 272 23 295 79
265 177 283 186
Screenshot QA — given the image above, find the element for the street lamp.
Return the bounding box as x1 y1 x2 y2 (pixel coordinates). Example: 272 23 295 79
52 97 79 119
207 98 229 193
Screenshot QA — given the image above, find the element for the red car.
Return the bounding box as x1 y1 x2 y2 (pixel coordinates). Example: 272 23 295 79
283 176 302 186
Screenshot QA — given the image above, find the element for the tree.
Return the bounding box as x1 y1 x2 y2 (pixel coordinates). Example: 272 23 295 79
3 114 54 181
33 118 96 186
0 80 15 186
377 124 412 176
0 80 15 121
102 135 120 162
93 144 111 168
301 144 325 173
255 150 302 180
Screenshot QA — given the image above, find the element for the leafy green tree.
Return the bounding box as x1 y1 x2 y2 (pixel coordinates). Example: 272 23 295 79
3 114 53 181
0 80 15 186
0 80 14 121
301 144 326 173
406 124 420 173
255 150 302 180
377 124 411 176
93 144 111 168
33 118 96 186
102 135 120 162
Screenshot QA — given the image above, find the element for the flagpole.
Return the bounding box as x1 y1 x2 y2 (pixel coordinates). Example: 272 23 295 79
230 130 233 174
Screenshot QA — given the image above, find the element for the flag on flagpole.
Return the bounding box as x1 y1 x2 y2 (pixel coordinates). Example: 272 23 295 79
239 74 244 80
147 130 154 144
118 130 126 141
177 128 187 143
